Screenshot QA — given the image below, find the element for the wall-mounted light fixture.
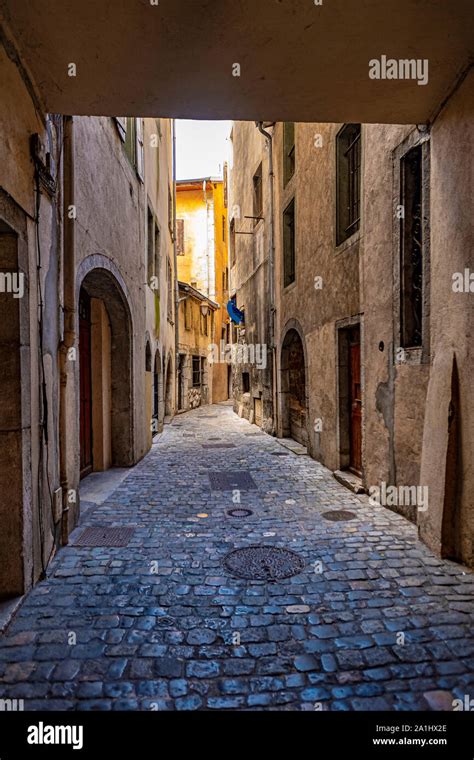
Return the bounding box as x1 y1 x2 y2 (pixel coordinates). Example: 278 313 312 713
200 302 210 318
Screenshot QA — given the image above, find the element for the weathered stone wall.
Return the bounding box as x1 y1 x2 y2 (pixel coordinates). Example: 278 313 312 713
273 122 360 464
418 71 474 567
144 118 176 432
0 41 61 595
229 122 273 432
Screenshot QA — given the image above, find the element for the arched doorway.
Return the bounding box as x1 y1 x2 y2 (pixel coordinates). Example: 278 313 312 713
78 267 133 475
152 349 163 434
164 354 174 420
280 327 308 447
145 340 152 447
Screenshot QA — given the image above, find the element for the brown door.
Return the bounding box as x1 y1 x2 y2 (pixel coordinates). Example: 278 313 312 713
349 328 362 474
79 290 93 478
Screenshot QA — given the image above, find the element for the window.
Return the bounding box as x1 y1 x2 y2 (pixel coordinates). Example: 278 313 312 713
336 123 361 245
147 208 160 288
168 187 174 236
135 118 144 180
400 144 424 348
222 215 226 242
201 357 206 387
230 218 236 267
242 372 250 393
177 218 185 255
253 163 263 225
200 310 208 336
184 298 191 330
115 117 127 141
222 267 229 295
192 356 201 387
124 117 136 167
154 225 161 281
283 122 295 186
147 207 154 284
121 118 144 181
167 258 173 322
283 198 295 287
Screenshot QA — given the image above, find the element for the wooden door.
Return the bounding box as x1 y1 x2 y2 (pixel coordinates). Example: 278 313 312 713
79 290 93 477
349 329 362 474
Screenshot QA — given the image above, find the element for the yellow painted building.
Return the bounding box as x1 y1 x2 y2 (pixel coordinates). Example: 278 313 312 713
176 177 231 404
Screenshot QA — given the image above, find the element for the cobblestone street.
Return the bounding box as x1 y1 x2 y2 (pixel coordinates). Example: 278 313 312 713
1 403 473 711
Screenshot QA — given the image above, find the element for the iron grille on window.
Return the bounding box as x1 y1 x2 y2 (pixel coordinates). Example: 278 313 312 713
336 124 361 245
400 144 423 348
192 355 201 387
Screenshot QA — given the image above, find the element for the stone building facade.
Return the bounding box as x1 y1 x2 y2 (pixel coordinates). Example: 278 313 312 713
230 71 474 568
0 39 176 599
177 282 218 412
228 123 274 432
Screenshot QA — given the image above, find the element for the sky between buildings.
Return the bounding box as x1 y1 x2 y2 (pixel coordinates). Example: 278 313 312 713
176 119 232 181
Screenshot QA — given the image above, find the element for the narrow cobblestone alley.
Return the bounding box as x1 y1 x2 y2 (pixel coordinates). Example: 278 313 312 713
0 404 473 711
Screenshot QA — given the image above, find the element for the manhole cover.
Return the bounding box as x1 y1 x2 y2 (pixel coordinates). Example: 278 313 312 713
202 443 236 449
322 510 357 522
74 527 135 547
223 545 305 580
209 471 257 491
227 508 253 518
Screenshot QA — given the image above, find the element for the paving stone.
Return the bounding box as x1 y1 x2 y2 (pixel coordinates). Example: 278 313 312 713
294 654 319 673
0 404 471 711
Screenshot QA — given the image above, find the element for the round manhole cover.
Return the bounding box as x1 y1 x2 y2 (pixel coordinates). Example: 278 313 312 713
223 545 305 580
322 510 357 522
226 508 253 518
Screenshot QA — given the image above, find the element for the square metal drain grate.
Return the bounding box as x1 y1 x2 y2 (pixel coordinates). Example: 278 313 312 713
208 470 257 490
74 527 135 547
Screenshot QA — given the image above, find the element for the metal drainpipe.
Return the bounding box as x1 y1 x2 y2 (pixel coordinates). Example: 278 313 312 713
172 119 179 414
256 122 277 435
59 115 76 545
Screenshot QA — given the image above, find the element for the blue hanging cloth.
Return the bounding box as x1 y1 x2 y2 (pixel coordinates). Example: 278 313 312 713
226 297 244 325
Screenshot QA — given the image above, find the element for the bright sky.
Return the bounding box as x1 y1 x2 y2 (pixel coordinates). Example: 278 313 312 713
176 120 232 181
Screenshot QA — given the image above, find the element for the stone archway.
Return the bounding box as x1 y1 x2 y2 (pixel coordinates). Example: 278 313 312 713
78 266 133 470
145 338 152 447
280 325 309 447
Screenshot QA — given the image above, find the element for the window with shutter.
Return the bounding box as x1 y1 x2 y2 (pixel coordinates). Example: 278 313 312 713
177 219 185 254
124 117 136 167
283 122 295 186
115 117 127 141
136 118 144 181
